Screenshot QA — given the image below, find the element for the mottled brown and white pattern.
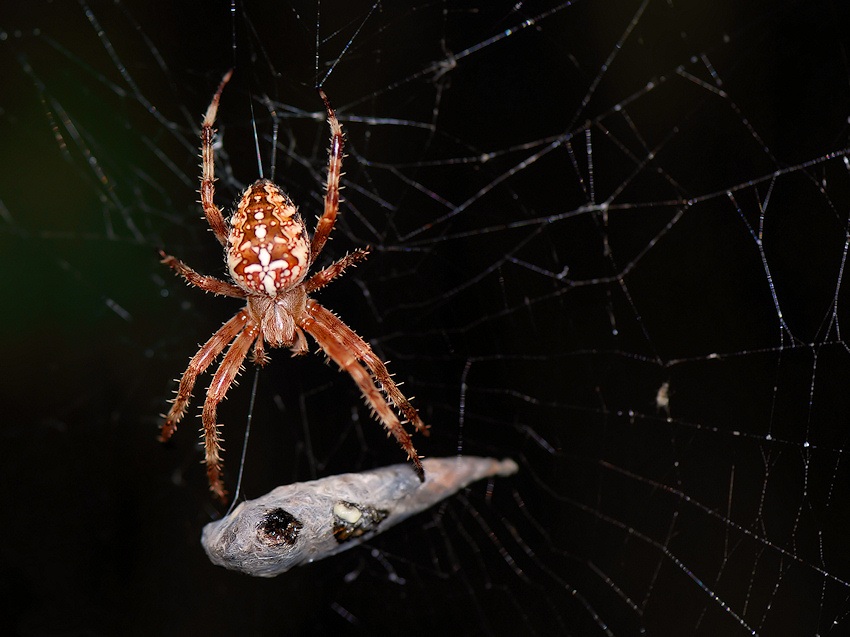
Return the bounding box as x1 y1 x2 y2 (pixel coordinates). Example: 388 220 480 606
227 181 309 296
159 71 427 501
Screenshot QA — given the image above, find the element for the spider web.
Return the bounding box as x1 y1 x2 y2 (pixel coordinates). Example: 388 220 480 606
2 0 850 634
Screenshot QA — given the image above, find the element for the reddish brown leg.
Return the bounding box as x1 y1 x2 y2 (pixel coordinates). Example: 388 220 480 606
300 302 425 482
310 89 344 263
200 69 234 247
202 316 259 501
306 300 427 435
305 249 369 293
159 310 249 443
160 251 247 298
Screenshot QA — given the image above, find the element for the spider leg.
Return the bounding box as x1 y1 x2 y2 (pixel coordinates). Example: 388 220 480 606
310 89 344 263
159 310 248 443
160 251 247 298
305 249 370 293
200 69 234 247
202 314 260 502
306 299 427 435
300 301 425 482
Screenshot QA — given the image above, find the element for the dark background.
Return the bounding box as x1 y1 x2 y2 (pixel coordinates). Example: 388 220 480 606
2 0 850 635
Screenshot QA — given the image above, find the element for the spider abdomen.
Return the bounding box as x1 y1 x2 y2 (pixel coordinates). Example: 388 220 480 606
228 179 310 296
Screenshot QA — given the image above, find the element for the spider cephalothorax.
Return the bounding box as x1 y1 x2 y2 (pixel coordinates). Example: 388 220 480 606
159 71 427 501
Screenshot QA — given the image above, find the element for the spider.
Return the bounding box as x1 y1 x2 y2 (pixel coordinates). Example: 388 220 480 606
159 70 427 502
